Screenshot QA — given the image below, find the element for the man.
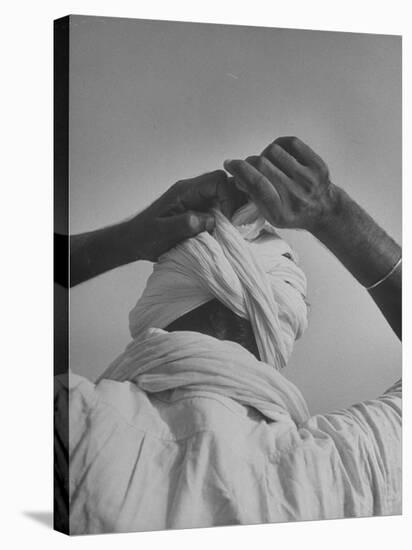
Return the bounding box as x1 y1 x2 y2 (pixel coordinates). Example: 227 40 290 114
55 137 401 533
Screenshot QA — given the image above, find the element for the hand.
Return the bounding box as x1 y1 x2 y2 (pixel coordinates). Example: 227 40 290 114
128 170 244 261
224 136 340 233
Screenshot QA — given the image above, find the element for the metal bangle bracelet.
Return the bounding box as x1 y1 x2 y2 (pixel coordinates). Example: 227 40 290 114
365 256 402 291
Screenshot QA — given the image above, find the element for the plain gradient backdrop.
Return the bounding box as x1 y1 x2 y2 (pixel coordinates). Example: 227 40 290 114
68 15 401 415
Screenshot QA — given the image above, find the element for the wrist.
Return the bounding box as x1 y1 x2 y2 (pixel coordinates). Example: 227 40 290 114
118 216 143 263
310 184 348 239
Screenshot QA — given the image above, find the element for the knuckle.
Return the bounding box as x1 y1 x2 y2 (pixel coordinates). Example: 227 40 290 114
317 162 329 178
173 179 186 192
274 135 297 145
210 169 227 183
269 143 282 157
276 135 300 149
270 144 287 161
251 155 266 171
246 155 259 165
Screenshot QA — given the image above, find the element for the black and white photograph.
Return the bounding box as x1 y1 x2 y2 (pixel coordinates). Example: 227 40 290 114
52 14 402 536
54 15 402 535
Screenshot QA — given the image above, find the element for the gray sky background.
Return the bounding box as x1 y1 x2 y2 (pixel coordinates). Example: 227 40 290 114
69 16 401 415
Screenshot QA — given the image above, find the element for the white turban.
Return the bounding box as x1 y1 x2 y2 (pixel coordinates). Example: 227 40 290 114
129 203 308 370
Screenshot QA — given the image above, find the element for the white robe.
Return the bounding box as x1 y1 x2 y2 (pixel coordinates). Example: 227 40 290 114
54 329 402 534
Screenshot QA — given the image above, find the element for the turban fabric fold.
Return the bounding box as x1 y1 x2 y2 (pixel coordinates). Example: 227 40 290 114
129 203 308 370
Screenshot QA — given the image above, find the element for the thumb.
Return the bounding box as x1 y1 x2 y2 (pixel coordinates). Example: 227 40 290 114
162 210 215 244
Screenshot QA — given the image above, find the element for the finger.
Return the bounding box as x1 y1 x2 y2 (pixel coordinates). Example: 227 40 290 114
222 177 248 217
230 174 248 194
178 170 229 212
259 143 304 180
223 158 283 215
269 136 328 173
154 170 227 217
245 155 294 205
161 210 215 246
194 172 246 218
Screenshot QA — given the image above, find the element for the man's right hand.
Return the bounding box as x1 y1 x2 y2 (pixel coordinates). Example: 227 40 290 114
224 136 341 234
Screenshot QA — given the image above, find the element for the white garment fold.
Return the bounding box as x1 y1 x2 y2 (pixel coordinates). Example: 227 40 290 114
55 330 402 534
99 328 311 425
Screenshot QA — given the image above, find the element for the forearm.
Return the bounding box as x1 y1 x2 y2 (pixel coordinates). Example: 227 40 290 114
312 186 401 338
225 137 402 340
70 219 137 287
68 170 234 287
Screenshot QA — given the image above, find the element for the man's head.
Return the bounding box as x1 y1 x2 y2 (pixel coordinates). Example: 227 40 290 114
129 203 308 370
